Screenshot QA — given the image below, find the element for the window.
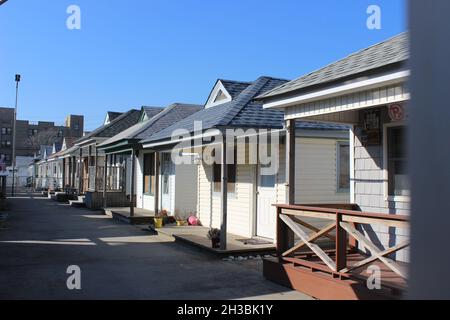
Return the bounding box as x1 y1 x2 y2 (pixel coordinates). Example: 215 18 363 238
28 129 38 136
58 130 63 137
143 154 155 195
161 153 171 195
213 162 236 194
0 154 11 163
387 126 409 197
1 141 11 148
337 142 350 191
1 128 12 135
214 90 228 103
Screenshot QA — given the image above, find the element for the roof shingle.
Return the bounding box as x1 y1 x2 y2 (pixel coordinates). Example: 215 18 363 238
143 76 348 144
98 103 202 148
259 32 409 99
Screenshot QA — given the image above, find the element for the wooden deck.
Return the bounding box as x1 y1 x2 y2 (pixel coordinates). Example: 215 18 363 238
264 203 409 300
152 225 276 257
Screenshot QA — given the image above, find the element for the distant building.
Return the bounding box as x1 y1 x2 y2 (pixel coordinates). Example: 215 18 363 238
0 107 84 166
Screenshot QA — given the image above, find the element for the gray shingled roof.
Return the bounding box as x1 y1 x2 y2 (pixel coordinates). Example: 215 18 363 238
143 76 347 144
259 32 408 99
77 109 141 144
98 103 202 149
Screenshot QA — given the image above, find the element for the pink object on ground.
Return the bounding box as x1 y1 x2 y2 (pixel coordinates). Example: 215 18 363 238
188 216 199 226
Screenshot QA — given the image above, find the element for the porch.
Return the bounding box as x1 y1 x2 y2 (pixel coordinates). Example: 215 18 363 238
151 225 276 257
104 207 155 225
263 203 408 300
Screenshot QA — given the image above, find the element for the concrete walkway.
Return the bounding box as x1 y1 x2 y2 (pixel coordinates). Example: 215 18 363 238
0 194 312 300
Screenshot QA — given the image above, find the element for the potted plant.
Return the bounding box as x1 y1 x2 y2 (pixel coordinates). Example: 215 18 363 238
153 210 168 229
175 215 187 226
207 228 221 249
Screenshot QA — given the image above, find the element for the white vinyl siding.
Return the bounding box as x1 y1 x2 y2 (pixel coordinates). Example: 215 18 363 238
295 138 349 204
197 136 348 239
197 163 254 238
285 83 409 121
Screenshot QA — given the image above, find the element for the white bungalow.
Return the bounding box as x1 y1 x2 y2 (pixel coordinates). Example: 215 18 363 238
142 76 350 246
97 103 203 217
259 33 410 259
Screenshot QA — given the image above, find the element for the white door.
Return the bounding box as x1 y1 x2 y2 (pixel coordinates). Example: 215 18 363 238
160 153 173 213
256 166 277 239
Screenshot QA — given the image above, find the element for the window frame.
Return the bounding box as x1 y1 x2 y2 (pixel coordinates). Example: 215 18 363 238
1 140 11 148
336 141 350 193
1 128 12 135
383 122 410 203
143 153 156 196
212 148 237 196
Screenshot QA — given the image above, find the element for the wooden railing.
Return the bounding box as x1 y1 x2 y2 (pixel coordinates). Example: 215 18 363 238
275 204 410 279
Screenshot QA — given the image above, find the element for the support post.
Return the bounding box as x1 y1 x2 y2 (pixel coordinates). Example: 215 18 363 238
130 149 136 217
286 119 296 204
94 148 98 192
62 158 66 191
154 152 160 215
280 119 296 251
220 138 228 250
78 148 83 194
69 157 72 188
102 154 108 209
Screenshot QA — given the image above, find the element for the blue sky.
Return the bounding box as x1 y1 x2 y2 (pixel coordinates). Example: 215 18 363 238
0 0 406 131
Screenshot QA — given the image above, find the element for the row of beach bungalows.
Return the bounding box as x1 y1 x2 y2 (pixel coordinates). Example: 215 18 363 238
36 32 411 265
36 76 350 243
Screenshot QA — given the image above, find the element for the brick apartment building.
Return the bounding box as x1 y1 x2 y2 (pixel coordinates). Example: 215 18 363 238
0 107 84 166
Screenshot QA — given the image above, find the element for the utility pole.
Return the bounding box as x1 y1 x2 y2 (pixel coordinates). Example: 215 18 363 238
11 74 20 196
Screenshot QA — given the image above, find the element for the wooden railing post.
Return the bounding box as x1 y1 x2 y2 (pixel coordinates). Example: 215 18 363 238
335 211 347 272
276 207 294 258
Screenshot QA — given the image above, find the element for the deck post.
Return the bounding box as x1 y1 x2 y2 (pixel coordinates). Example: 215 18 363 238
276 206 290 257
335 212 347 272
220 137 228 250
154 152 160 215
102 154 108 209
130 149 136 217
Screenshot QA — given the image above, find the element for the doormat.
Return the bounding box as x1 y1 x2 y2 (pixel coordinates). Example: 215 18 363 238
236 238 272 246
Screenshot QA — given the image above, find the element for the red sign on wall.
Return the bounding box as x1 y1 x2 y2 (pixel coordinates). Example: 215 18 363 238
388 103 406 122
